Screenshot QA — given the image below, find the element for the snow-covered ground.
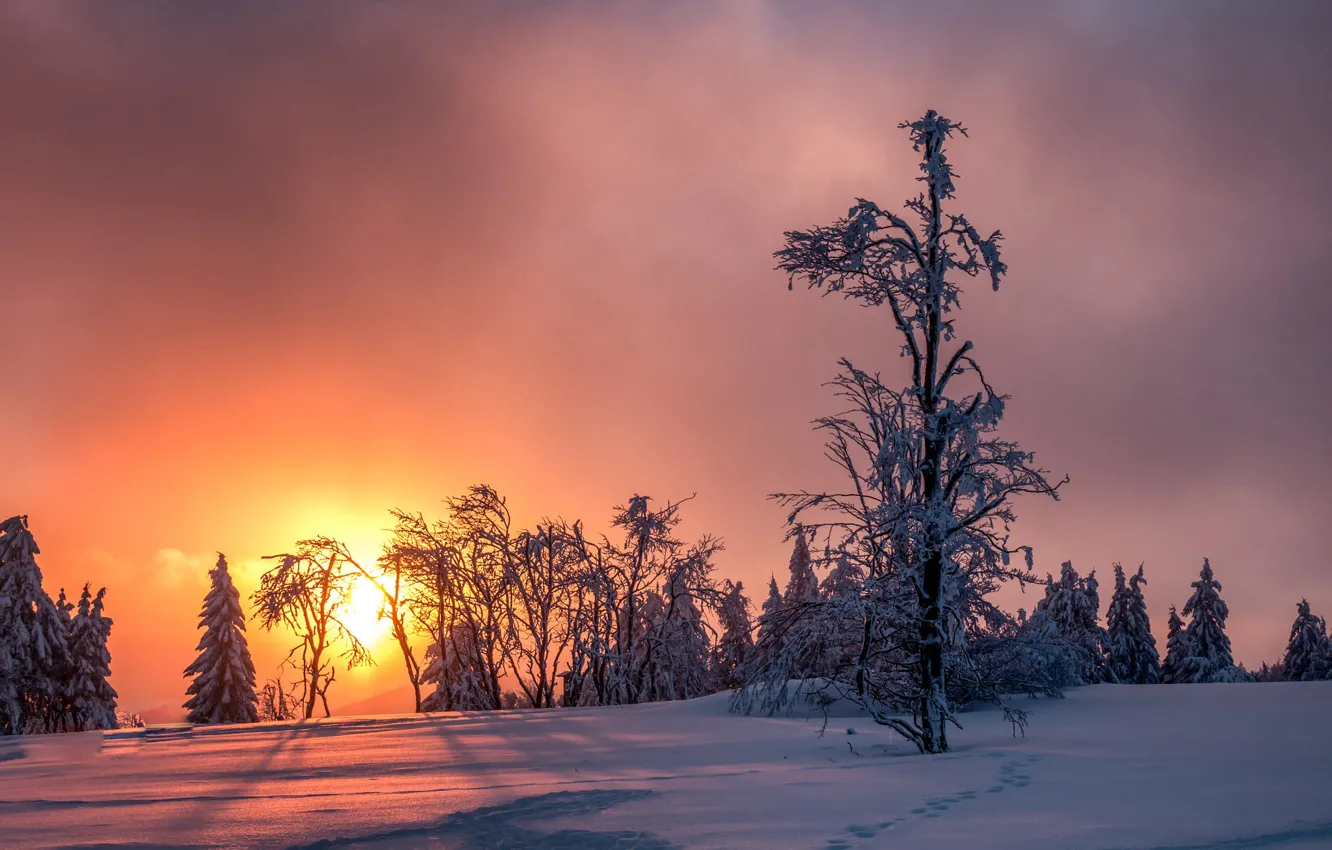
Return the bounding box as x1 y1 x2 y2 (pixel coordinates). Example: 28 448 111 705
1 683 1329 849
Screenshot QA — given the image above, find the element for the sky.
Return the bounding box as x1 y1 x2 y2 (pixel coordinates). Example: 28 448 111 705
2 0 1330 714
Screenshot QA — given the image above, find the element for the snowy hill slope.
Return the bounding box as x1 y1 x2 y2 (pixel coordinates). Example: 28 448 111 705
0 683 1329 849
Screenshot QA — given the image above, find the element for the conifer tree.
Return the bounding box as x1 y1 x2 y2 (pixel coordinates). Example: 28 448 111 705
1282 599 1329 681
819 551 862 599
1162 605 1187 684
183 554 259 724
67 585 118 730
782 528 818 607
53 589 76 730
711 580 754 689
756 575 783 647
1177 559 1250 683
1104 564 1160 684
0 516 71 735
1034 561 1112 684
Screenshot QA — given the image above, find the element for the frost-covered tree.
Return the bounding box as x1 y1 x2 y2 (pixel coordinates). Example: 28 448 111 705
1176 559 1251 683
752 112 1063 753
419 623 492 711
67 585 118 731
1034 562 1112 684
0 516 72 735
711 580 753 690
637 545 719 702
183 554 258 724
1161 605 1187 684
1282 599 1329 681
783 528 818 607
1104 564 1160 685
253 541 373 718
561 495 723 706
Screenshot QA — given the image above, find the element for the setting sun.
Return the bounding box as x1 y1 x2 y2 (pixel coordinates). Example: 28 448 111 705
342 574 391 648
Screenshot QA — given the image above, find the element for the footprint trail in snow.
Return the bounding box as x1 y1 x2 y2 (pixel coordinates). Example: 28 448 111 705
822 753 1042 849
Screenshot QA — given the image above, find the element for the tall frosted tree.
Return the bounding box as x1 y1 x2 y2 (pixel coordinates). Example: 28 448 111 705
1282 599 1329 681
184 554 259 724
783 528 818 607
67 585 118 731
1104 564 1160 684
1176 559 1250 683
0 516 71 735
768 111 1062 752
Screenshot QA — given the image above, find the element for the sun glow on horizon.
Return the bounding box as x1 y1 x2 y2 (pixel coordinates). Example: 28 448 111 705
342 573 393 648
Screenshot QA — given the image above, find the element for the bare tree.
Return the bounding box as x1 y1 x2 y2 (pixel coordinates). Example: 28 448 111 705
505 521 581 708
256 669 300 722
445 486 516 711
382 508 457 710
381 487 516 713
252 538 373 719
768 111 1063 753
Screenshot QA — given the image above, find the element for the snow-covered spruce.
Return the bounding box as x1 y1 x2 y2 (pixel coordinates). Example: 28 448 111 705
1104 564 1161 684
67 584 118 731
1161 605 1187 684
1034 561 1113 685
1282 599 1329 681
1174 559 1252 684
783 528 818 607
711 580 754 690
0 515 73 735
756 575 783 650
183 554 259 724
747 111 1064 754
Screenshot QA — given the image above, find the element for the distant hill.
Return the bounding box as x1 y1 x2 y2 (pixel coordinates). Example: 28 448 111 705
137 704 188 724
334 685 418 718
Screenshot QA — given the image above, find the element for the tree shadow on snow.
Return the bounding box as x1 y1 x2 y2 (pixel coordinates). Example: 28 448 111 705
291 789 677 849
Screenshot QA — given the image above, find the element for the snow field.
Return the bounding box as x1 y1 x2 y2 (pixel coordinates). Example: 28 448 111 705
0 682 1329 849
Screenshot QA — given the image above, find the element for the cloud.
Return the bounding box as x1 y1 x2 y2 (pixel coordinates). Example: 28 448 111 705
151 549 212 590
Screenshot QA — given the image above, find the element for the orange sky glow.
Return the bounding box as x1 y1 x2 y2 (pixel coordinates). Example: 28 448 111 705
3 1 1330 714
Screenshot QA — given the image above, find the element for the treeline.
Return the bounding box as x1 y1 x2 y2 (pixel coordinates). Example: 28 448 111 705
0 516 119 736
743 540 1331 725
184 487 756 722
